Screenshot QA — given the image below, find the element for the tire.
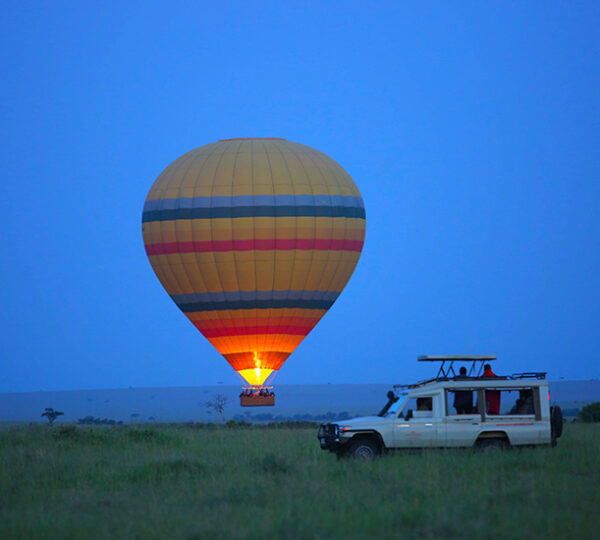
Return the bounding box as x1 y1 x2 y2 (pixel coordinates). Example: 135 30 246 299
475 438 508 452
551 405 563 441
346 438 381 461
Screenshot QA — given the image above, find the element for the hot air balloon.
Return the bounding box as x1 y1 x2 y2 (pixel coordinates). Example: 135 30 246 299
142 139 366 404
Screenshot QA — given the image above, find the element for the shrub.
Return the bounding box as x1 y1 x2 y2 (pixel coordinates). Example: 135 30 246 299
578 402 600 423
52 425 79 440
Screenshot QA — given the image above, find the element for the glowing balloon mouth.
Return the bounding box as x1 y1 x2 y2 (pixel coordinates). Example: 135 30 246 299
237 368 275 386
234 352 275 386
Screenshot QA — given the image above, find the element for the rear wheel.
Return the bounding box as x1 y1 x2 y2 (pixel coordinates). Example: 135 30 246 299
475 437 508 452
346 438 381 461
551 405 563 442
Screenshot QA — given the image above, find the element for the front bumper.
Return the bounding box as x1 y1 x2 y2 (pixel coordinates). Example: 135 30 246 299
318 423 345 451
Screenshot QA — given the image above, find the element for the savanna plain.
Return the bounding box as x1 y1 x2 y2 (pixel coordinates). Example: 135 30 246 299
0 422 598 539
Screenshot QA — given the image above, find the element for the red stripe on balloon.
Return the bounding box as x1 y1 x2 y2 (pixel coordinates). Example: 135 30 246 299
199 326 313 338
145 238 364 255
193 317 321 331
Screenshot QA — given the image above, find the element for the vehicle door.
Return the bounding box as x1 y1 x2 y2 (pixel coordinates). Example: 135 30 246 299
443 388 482 447
393 394 442 448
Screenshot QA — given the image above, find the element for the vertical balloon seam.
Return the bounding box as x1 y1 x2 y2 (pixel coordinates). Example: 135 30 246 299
205 142 242 361
277 146 316 363
164 153 202 324
332 157 364 295
309 153 339 305
178 149 216 359
309 151 360 329
279 147 328 361
201 143 238 361
267 142 293 366
249 140 264 363
262 139 284 379
249 141 266 368
278 144 305 355
274 145 313 366
304 151 338 320
260 140 278 373
149 153 195 301
277 145 310 366
249 141 261 366
316 152 356 304
223 141 249 364
239 140 259 374
330 166 357 305
213 142 245 360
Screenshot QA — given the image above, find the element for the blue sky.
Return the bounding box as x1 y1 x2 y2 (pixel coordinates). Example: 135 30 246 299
1 1 599 392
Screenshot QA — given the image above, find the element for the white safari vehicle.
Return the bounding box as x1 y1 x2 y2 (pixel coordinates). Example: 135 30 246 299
318 356 563 460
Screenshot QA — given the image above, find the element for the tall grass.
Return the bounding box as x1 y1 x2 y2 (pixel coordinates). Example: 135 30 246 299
0 423 598 539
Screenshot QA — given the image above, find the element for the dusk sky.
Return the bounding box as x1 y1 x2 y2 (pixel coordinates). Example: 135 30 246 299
2 2 599 392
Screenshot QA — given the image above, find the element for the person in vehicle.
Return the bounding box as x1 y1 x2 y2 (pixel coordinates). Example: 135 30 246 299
413 397 433 418
453 367 473 413
416 397 432 411
510 389 534 414
481 363 500 414
510 398 524 414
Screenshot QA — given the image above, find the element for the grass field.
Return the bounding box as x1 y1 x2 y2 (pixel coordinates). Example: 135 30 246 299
0 422 598 539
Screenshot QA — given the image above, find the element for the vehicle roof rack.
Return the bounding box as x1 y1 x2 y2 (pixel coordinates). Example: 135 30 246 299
417 355 497 378
509 372 547 380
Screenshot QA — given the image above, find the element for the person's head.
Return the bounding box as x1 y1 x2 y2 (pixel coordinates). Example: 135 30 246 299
417 397 432 411
459 366 467 376
484 363 491 371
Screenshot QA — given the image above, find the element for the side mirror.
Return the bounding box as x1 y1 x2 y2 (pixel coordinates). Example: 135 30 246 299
405 409 413 421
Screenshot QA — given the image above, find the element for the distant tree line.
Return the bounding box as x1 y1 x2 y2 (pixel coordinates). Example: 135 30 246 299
578 402 600 423
78 416 123 425
232 411 353 422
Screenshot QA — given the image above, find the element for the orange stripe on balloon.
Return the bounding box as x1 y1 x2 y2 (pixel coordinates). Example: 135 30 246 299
145 238 364 255
207 334 304 354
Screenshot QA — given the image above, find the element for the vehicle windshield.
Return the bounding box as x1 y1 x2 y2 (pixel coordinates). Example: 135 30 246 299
383 392 409 417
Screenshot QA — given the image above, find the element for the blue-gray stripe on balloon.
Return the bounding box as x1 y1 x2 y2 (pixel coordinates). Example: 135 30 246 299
171 290 340 306
143 194 363 213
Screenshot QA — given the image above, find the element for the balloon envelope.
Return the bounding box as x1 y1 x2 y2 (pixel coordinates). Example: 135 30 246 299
142 139 366 386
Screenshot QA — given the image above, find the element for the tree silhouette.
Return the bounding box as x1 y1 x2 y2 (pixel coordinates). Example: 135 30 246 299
41 407 64 425
204 394 228 422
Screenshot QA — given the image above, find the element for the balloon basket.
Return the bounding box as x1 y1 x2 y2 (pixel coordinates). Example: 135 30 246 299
240 395 275 407
240 387 275 407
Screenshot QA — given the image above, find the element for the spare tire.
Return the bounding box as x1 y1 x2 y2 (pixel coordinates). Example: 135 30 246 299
551 405 563 440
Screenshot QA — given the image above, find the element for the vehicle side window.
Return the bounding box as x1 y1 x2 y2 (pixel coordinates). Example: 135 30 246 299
400 397 433 419
446 389 475 415
497 389 535 415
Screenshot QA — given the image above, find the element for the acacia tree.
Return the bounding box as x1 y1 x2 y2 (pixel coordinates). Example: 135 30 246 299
204 394 228 422
41 407 64 425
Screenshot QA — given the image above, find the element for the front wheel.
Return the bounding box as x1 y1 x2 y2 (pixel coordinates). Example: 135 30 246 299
346 438 381 461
